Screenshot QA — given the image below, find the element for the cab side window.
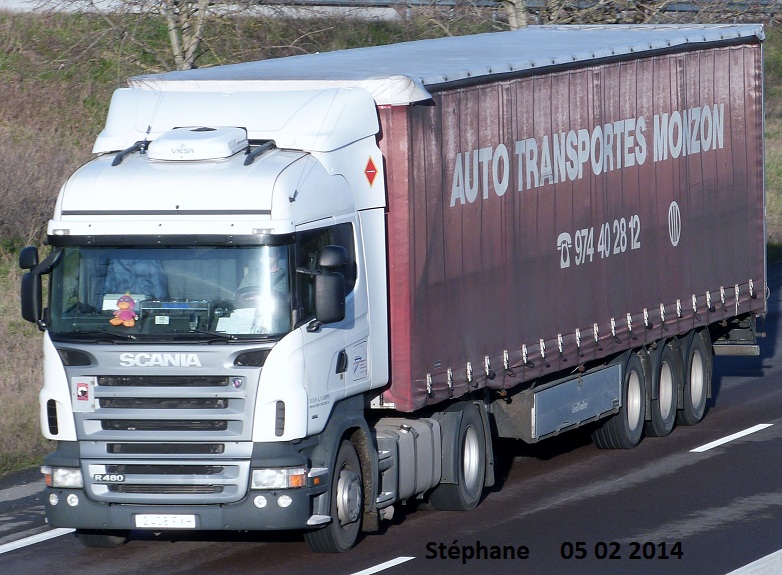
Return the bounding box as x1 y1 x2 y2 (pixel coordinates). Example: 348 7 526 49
295 223 356 323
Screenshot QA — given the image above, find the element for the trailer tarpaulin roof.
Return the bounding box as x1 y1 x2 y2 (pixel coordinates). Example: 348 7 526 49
129 24 764 106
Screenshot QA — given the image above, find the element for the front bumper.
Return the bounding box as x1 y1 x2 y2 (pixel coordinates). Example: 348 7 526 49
44 483 330 531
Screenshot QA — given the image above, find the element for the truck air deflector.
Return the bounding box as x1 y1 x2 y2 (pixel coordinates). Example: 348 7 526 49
94 88 380 154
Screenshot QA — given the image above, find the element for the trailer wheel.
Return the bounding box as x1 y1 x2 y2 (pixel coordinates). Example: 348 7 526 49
428 402 486 511
677 330 711 426
592 352 646 449
304 439 363 553
75 529 129 548
645 342 680 437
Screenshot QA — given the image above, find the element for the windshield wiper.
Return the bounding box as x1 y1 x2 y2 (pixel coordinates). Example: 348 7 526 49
175 329 279 343
55 329 138 343
168 329 241 343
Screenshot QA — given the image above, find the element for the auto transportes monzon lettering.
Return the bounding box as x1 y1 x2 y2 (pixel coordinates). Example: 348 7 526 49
450 103 725 207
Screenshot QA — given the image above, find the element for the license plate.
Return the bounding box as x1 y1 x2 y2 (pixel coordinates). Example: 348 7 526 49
135 514 196 529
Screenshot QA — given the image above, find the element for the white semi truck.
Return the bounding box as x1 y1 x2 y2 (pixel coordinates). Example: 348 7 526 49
20 25 766 551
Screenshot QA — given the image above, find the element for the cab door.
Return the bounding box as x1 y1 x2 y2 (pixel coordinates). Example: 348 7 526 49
297 221 370 435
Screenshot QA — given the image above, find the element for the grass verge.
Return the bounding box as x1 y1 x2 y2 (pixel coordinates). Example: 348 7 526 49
0 250 52 475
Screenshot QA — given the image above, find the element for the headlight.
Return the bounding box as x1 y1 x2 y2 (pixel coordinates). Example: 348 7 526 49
251 468 308 490
41 466 84 489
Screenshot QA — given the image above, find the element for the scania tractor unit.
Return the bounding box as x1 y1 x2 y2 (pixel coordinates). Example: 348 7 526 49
20 24 766 551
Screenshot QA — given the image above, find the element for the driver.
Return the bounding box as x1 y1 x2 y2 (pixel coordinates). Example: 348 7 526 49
235 253 289 307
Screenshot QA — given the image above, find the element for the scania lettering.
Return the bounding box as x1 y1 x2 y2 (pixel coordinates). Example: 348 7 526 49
21 25 766 552
118 353 202 368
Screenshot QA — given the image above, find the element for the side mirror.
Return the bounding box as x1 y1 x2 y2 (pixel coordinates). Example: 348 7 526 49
19 246 39 270
311 245 347 328
318 245 347 269
315 272 345 325
19 246 58 328
21 271 43 324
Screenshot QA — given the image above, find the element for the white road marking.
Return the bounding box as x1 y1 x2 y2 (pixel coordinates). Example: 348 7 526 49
0 528 74 555
690 424 773 453
350 556 415 575
725 548 782 574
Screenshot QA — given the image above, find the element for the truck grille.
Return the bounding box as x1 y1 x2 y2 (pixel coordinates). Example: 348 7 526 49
76 374 250 441
84 460 250 503
101 419 229 432
106 443 226 455
98 375 231 387
99 398 228 409
72 367 260 505
109 484 224 495
105 464 225 475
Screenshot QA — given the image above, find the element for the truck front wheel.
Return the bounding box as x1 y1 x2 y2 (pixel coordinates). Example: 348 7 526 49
304 439 363 553
428 402 486 511
75 529 129 548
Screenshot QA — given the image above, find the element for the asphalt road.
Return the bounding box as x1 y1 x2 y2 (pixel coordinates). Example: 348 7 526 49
2 266 782 574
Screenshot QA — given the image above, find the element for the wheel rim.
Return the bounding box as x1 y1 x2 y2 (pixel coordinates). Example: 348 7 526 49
336 468 362 526
462 425 481 492
690 350 705 409
627 370 642 431
659 360 674 420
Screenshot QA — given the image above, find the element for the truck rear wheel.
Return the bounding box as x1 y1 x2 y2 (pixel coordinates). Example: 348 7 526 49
645 341 680 437
592 352 646 449
304 439 363 553
75 529 129 548
428 402 486 511
677 330 711 426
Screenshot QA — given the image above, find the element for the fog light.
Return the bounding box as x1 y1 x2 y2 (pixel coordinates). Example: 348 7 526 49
277 495 292 508
49 493 59 506
253 495 267 509
66 494 79 507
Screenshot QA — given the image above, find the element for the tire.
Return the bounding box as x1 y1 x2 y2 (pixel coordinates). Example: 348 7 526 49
592 352 646 449
645 341 680 437
75 530 129 548
677 330 711 426
304 440 363 553
428 402 486 511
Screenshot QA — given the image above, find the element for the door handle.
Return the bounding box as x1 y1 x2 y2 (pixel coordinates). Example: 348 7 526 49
336 350 348 374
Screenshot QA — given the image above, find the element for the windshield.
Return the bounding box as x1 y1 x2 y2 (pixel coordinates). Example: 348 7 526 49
48 244 293 340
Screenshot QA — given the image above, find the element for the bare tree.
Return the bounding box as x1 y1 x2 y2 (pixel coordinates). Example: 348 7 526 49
539 0 778 25
158 0 210 69
36 0 216 70
502 0 528 30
